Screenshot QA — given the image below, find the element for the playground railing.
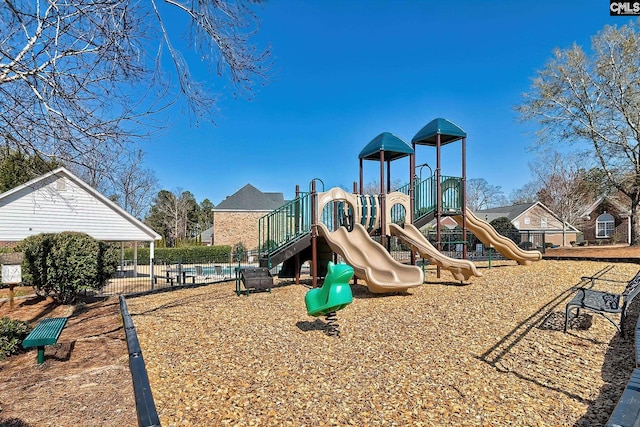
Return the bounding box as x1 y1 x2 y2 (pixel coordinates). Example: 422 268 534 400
397 175 462 222
258 192 312 261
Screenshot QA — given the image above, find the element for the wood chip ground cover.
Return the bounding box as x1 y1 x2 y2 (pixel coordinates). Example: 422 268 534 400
121 260 640 427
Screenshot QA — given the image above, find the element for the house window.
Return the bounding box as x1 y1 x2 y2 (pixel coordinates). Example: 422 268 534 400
524 217 530 225
541 217 547 228
596 213 615 238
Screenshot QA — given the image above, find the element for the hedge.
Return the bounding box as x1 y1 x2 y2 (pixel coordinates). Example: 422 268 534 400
123 245 233 264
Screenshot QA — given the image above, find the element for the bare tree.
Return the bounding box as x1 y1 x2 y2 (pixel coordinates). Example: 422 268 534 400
509 182 541 205
109 150 159 219
466 178 507 211
147 188 197 246
0 1 270 181
531 152 593 245
361 179 404 195
517 21 640 244
532 153 588 224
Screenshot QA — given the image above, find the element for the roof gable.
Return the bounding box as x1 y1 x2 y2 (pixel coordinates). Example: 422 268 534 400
0 167 160 241
475 202 579 232
580 195 631 218
474 203 535 222
214 184 285 211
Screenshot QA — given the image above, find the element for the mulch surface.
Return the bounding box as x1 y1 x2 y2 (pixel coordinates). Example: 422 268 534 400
0 296 136 427
544 245 640 261
1 245 640 426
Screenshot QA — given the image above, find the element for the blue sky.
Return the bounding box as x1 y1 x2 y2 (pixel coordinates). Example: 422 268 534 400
143 0 624 206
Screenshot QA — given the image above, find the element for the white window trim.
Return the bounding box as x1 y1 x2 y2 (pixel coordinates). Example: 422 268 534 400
596 213 615 238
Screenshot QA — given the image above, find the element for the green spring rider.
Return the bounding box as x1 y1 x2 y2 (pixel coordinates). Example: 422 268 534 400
305 261 354 337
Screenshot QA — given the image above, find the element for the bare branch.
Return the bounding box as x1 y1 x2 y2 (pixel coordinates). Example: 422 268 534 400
517 21 640 244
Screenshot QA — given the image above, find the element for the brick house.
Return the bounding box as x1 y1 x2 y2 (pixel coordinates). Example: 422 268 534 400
475 202 579 247
212 184 285 249
578 196 631 244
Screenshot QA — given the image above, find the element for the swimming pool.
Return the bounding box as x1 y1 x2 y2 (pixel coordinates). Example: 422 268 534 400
181 266 236 277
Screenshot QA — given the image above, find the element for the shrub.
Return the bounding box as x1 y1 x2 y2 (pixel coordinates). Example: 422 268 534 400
125 245 232 264
490 217 519 244
519 241 534 250
19 232 118 304
0 317 31 359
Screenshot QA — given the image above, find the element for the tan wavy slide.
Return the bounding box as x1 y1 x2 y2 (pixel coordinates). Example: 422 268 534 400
390 223 482 282
316 223 424 293
453 209 542 266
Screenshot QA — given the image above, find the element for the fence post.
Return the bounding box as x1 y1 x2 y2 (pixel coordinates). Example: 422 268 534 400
178 257 182 285
488 247 492 268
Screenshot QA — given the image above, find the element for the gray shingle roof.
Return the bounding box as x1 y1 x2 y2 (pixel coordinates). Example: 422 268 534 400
474 203 535 222
199 226 213 242
214 184 285 211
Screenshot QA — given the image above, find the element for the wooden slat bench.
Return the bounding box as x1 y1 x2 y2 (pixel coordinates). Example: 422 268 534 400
22 317 68 364
565 270 640 338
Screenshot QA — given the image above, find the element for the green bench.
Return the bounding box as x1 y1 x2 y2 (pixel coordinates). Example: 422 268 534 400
22 317 68 364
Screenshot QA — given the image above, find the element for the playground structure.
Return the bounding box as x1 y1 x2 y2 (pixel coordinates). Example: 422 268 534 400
257 118 542 292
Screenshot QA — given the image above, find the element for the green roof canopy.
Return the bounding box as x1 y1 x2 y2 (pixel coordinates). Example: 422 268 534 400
412 118 466 146
358 132 414 161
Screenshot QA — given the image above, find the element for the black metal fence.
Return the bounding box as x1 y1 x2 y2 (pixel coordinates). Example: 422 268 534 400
105 230 546 296
423 229 546 260
104 250 267 296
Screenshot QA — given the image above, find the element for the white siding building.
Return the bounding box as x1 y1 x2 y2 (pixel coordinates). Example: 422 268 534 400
0 167 160 268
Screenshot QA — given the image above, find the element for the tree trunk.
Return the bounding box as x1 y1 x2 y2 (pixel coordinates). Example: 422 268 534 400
631 199 639 246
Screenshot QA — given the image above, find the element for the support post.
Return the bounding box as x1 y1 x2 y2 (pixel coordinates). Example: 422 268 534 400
120 242 125 276
436 134 442 278
150 258 155 290
133 242 138 278
462 137 467 259
359 158 364 195
379 150 386 249
410 152 416 265
149 241 155 289
9 283 14 310
311 180 318 288
295 184 301 286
